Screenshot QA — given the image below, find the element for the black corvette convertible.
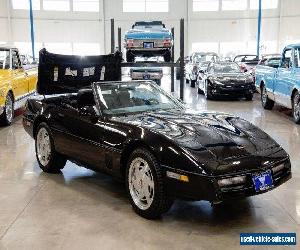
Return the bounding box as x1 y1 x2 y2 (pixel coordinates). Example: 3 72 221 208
197 61 255 100
23 50 291 219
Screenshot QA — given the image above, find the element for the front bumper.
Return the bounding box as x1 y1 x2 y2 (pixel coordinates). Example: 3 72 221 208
209 84 255 97
163 160 292 202
127 48 170 57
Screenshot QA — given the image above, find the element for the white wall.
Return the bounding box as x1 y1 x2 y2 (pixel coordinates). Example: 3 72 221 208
1 0 300 58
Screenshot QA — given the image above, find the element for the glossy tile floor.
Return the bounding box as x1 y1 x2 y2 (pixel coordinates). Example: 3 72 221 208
0 77 299 250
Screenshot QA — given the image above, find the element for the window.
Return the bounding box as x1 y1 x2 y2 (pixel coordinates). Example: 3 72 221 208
250 0 278 10
222 0 247 11
43 0 70 11
123 0 168 12
294 48 300 68
281 49 292 68
0 50 10 70
73 0 99 12
73 43 100 55
11 0 40 10
193 0 219 12
44 43 72 54
192 42 219 53
12 50 22 69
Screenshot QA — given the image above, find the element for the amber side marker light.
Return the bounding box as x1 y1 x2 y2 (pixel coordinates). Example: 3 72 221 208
166 171 189 182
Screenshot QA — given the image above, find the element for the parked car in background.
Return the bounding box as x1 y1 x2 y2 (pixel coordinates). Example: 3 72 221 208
0 46 37 125
23 51 291 219
130 67 163 85
234 54 260 74
255 44 300 124
185 52 219 87
198 61 255 100
124 21 173 62
196 61 210 92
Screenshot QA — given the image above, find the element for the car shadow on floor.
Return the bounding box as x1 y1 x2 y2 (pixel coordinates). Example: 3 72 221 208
41 163 257 231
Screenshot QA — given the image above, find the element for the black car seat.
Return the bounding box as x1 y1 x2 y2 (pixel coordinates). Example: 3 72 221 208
77 89 96 108
117 90 133 108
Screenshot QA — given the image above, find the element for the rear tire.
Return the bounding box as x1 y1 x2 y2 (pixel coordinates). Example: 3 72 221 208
126 51 135 62
261 84 274 110
190 80 196 88
198 87 204 94
163 51 171 62
292 91 300 124
245 93 253 101
0 92 14 126
35 122 66 173
126 148 173 219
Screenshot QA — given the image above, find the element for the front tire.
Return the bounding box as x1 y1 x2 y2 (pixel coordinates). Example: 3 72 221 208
245 93 253 101
35 122 66 173
0 92 14 126
292 91 300 124
205 82 214 100
261 84 274 110
126 51 134 62
126 148 173 219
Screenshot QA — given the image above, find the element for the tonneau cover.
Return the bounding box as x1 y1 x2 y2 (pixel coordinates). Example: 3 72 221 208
37 48 122 95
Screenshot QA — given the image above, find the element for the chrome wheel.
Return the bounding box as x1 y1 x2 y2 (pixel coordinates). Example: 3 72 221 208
262 86 268 105
36 128 51 166
293 93 300 121
128 157 154 210
5 95 13 123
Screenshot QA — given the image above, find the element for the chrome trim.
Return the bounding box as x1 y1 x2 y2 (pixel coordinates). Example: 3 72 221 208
0 105 4 116
14 91 36 110
128 47 170 51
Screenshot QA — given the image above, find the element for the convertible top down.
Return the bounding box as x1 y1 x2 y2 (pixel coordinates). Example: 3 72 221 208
23 50 292 219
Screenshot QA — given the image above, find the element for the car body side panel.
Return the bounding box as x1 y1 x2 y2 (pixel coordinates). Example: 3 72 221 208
255 65 277 100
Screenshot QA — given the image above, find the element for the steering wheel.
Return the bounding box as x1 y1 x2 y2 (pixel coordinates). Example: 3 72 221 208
146 98 159 105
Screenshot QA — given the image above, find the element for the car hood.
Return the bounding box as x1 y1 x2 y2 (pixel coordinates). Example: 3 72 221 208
125 29 172 39
111 109 287 174
36 49 122 95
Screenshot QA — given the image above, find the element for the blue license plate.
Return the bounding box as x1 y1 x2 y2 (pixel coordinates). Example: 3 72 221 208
252 170 273 192
144 42 153 49
143 74 150 80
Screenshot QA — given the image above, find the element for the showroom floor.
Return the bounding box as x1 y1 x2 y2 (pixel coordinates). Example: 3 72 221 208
0 78 299 250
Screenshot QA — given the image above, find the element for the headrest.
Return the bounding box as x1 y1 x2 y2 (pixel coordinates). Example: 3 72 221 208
77 89 95 107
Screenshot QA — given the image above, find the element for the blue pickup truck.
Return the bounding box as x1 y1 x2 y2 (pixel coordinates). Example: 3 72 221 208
255 44 300 124
124 21 173 62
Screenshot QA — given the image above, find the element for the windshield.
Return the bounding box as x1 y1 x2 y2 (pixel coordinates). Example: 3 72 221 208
234 55 258 62
94 81 184 115
0 50 10 69
194 54 218 63
213 63 241 73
